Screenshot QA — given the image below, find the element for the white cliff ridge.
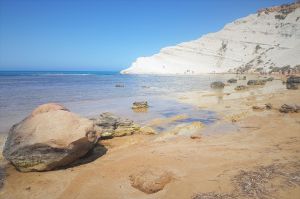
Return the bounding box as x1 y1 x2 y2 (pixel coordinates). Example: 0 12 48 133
121 4 300 74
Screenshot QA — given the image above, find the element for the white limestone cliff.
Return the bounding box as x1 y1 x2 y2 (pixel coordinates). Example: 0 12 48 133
121 4 300 74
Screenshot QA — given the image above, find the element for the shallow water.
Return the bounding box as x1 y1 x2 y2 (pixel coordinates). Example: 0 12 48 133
0 71 246 133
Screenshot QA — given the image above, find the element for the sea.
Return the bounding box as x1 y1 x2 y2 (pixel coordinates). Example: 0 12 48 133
0 71 233 133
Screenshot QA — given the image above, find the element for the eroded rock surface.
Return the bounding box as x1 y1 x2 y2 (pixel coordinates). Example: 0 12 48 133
91 112 141 138
279 104 300 113
247 80 266 86
3 103 95 172
227 78 237 83
129 168 174 194
210 81 225 89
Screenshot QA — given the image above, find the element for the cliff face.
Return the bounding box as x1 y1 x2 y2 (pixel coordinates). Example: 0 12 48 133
121 4 300 74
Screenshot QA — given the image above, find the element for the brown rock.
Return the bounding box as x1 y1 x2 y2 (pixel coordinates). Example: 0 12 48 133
129 168 174 194
279 104 300 113
3 103 95 172
31 103 69 116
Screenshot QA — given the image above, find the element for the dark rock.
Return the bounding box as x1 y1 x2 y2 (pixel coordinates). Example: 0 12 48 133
287 76 300 84
252 106 265 111
210 81 225 89
286 83 298 90
115 84 125 87
279 104 300 113
247 80 266 86
234 85 248 91
227 78 237 83
132 101 149 109
265 103 273 110
265 77 274 81
91 112 141 138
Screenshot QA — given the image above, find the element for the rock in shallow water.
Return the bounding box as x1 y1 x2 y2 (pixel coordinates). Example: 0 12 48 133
234 85 248 91
3 103 96 172
247 80 266 86
210 81 225 89
91 112 141 138
227 78 237 83
279 104 300 113
132 101 149 109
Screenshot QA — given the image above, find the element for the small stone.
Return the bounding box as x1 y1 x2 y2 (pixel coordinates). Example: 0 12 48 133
287 76 300 84
190 135 201 140
286 83 298 90
247 80 266 86
227 78 237 83
132 101 149 109
115 84 125 87
279 104 300 113
265 103 273 110
252 105 265 111
235 85 248 91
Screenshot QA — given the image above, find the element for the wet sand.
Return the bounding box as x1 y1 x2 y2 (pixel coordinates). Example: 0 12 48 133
0 77 300 199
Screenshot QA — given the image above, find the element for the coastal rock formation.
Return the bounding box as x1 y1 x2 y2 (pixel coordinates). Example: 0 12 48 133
247 80 266 86
227 78 237 83
210 81 225 89
235 85 248 91
2 103 95 172
129 168 174 194
286 76 300 89
279 104 300 113
121 4 300 74
91 112 141 138
132 101 149 109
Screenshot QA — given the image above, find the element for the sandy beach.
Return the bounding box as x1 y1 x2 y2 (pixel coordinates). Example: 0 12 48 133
0 76 300 199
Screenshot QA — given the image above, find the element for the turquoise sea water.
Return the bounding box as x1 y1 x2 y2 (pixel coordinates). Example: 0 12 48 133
0 71 230 133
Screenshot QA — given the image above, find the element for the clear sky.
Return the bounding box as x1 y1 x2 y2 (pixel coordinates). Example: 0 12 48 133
0 0 294 71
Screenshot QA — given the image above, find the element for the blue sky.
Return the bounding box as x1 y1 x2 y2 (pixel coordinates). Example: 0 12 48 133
0 0 294 71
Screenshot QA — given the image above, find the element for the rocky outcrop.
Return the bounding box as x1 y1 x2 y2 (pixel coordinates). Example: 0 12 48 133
210 81 225 89
3 103 96 172
132 101 149 110
247 80 266 86
91 112 141 138
121 4 300 74
286 76 300 89
235 85 248 91
279 104 300 113
129 168 174 194
227 78 237 83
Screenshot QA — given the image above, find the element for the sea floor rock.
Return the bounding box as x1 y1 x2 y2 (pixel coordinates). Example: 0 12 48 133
227 78 237 83
286 83 299 90
287 76 300 84
129 168 174 194
210 81 225 89
234 85 248 91
132 101 149 110
279 104 300 113
3 103 95 172
91 112 141 138
247 80 266 86
252 105 265 111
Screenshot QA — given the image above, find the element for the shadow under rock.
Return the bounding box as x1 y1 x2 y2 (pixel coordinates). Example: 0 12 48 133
59 143 108 169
